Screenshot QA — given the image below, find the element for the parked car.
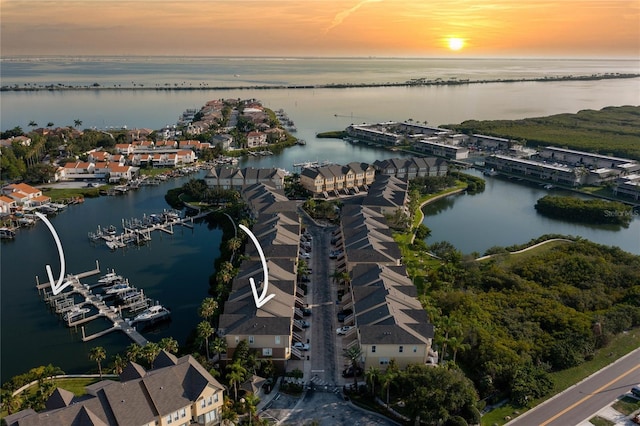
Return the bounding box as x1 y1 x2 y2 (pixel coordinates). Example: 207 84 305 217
293 342 310 351
329 249 343 259
342 366 363 378
297 319 311 328
336 326 354 335
337 309 352 322
302 307 312 316
631 385 640 398
299 252 311 259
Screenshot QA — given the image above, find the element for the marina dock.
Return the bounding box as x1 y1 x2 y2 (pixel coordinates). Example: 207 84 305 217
89 209 210 250
36 263 152 346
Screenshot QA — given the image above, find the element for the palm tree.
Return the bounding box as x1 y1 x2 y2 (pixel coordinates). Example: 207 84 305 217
448 336 470 363
199 297 219 322
28 120 38 130
343 345 362 389
46 122 54 128
158 337 179 354
297 259 309 279
89 346 106 378
382 359 399 407
330 268 343 284
112 353 127 375
142 342 161 369
226 361 247 400
73 119 82 128
197 320 214 360
126 343 142 362
365 366 380 397
243 392 260 422
211 337 227 361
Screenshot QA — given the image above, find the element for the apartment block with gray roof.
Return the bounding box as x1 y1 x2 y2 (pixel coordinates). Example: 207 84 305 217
204 167 285 190
4 352 225 426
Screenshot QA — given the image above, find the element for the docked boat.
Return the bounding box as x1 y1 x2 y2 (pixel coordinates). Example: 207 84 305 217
132 304 171 323
97 271 123 284
0 228 16 239
105 282 132 295
62 306 90 322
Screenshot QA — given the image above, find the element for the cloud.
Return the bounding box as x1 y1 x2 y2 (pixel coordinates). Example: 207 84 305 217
324 0 383 34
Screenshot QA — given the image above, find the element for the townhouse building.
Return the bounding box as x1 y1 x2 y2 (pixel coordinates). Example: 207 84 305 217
204 167 286 190
373 157 448 179
299 162 375 196
2 183 51 207
4 352 226 426
218 183 305 370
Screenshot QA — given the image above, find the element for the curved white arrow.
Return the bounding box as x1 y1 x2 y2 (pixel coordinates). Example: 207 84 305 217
239 224 275 308
36 212 70 295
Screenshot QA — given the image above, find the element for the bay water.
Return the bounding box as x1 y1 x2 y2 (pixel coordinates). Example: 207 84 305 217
1 57 639 382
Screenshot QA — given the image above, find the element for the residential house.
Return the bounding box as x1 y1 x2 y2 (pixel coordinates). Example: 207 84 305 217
3 352 226 426
115 143 134 155
108 164 134 183
246 131 268 148
0 195 17 214
211 134 234 150
373 157 448 179
361 175 410 216
205 167 286 190
2 183 51 206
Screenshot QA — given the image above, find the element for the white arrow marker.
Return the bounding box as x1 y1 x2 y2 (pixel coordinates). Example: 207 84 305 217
36 212 70 295
239 224 275 309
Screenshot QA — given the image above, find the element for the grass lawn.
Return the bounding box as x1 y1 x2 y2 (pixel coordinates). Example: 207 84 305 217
482 329 640 426
589 416 615 426
612 396 640 416
41 187 101 201
139 167 173 177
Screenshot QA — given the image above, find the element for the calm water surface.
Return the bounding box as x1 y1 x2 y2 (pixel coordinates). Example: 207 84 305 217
1 57 639 382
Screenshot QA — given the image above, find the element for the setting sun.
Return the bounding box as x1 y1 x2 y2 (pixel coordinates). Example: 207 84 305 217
448 38 465 51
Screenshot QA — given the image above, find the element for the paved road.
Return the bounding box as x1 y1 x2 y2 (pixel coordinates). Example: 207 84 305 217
305 220 340 388
508 348 640 426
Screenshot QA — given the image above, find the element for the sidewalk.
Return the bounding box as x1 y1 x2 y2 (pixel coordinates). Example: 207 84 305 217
577 401 639 426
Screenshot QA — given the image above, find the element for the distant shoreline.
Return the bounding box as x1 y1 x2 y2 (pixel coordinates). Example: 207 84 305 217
2 73 638 92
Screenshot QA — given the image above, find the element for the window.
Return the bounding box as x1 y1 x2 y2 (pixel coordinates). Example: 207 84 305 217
214 393 219 403
263 348 273 356
413 346 417 353
275 336 281 345
371 345 376 353
399 346 404 353
174 412 179 421
234 336 239 343
379 358 389 365
180 408 186 418
201 399 206 408
207 396 213 406
249 336 254 344
167 415 173 424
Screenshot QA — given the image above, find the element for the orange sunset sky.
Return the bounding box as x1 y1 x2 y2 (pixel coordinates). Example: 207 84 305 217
1 0 639 58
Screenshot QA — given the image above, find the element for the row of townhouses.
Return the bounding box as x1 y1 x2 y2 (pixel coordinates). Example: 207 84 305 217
485 146 640 194
204 167 286 190
299 157 448 197
4 352 226 426
217 171 435 373
332 182 436 370
218 182 304 369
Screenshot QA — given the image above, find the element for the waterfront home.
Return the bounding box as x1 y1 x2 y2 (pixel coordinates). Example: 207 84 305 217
108 164 135 183
177 149 197 164
0 195 17 214
614 174 640 200
3 352 226 426
346 123 403 146
246 131 268 148
412 138 469 160
2 183 50 207
299 162 375 196
373 156 448 179
179 140 211 151
211 134 234 150
333 204 436 370
0 135 31 147
205 167 286 190
485 154 584 186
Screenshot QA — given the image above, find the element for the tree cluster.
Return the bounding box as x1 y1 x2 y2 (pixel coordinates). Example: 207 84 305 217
535 195 634 226
422 239 640 406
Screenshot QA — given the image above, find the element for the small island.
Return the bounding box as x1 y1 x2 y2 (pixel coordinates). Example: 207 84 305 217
535 195 635 226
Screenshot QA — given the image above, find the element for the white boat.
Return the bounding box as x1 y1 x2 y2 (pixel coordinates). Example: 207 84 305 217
133 304 171 323
63 306 90 322
105 239 126 250
105 282 132 295
0 228 16 239
98 271 123 284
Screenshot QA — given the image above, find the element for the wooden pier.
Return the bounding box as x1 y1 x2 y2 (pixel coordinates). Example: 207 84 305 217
37 263 150 346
